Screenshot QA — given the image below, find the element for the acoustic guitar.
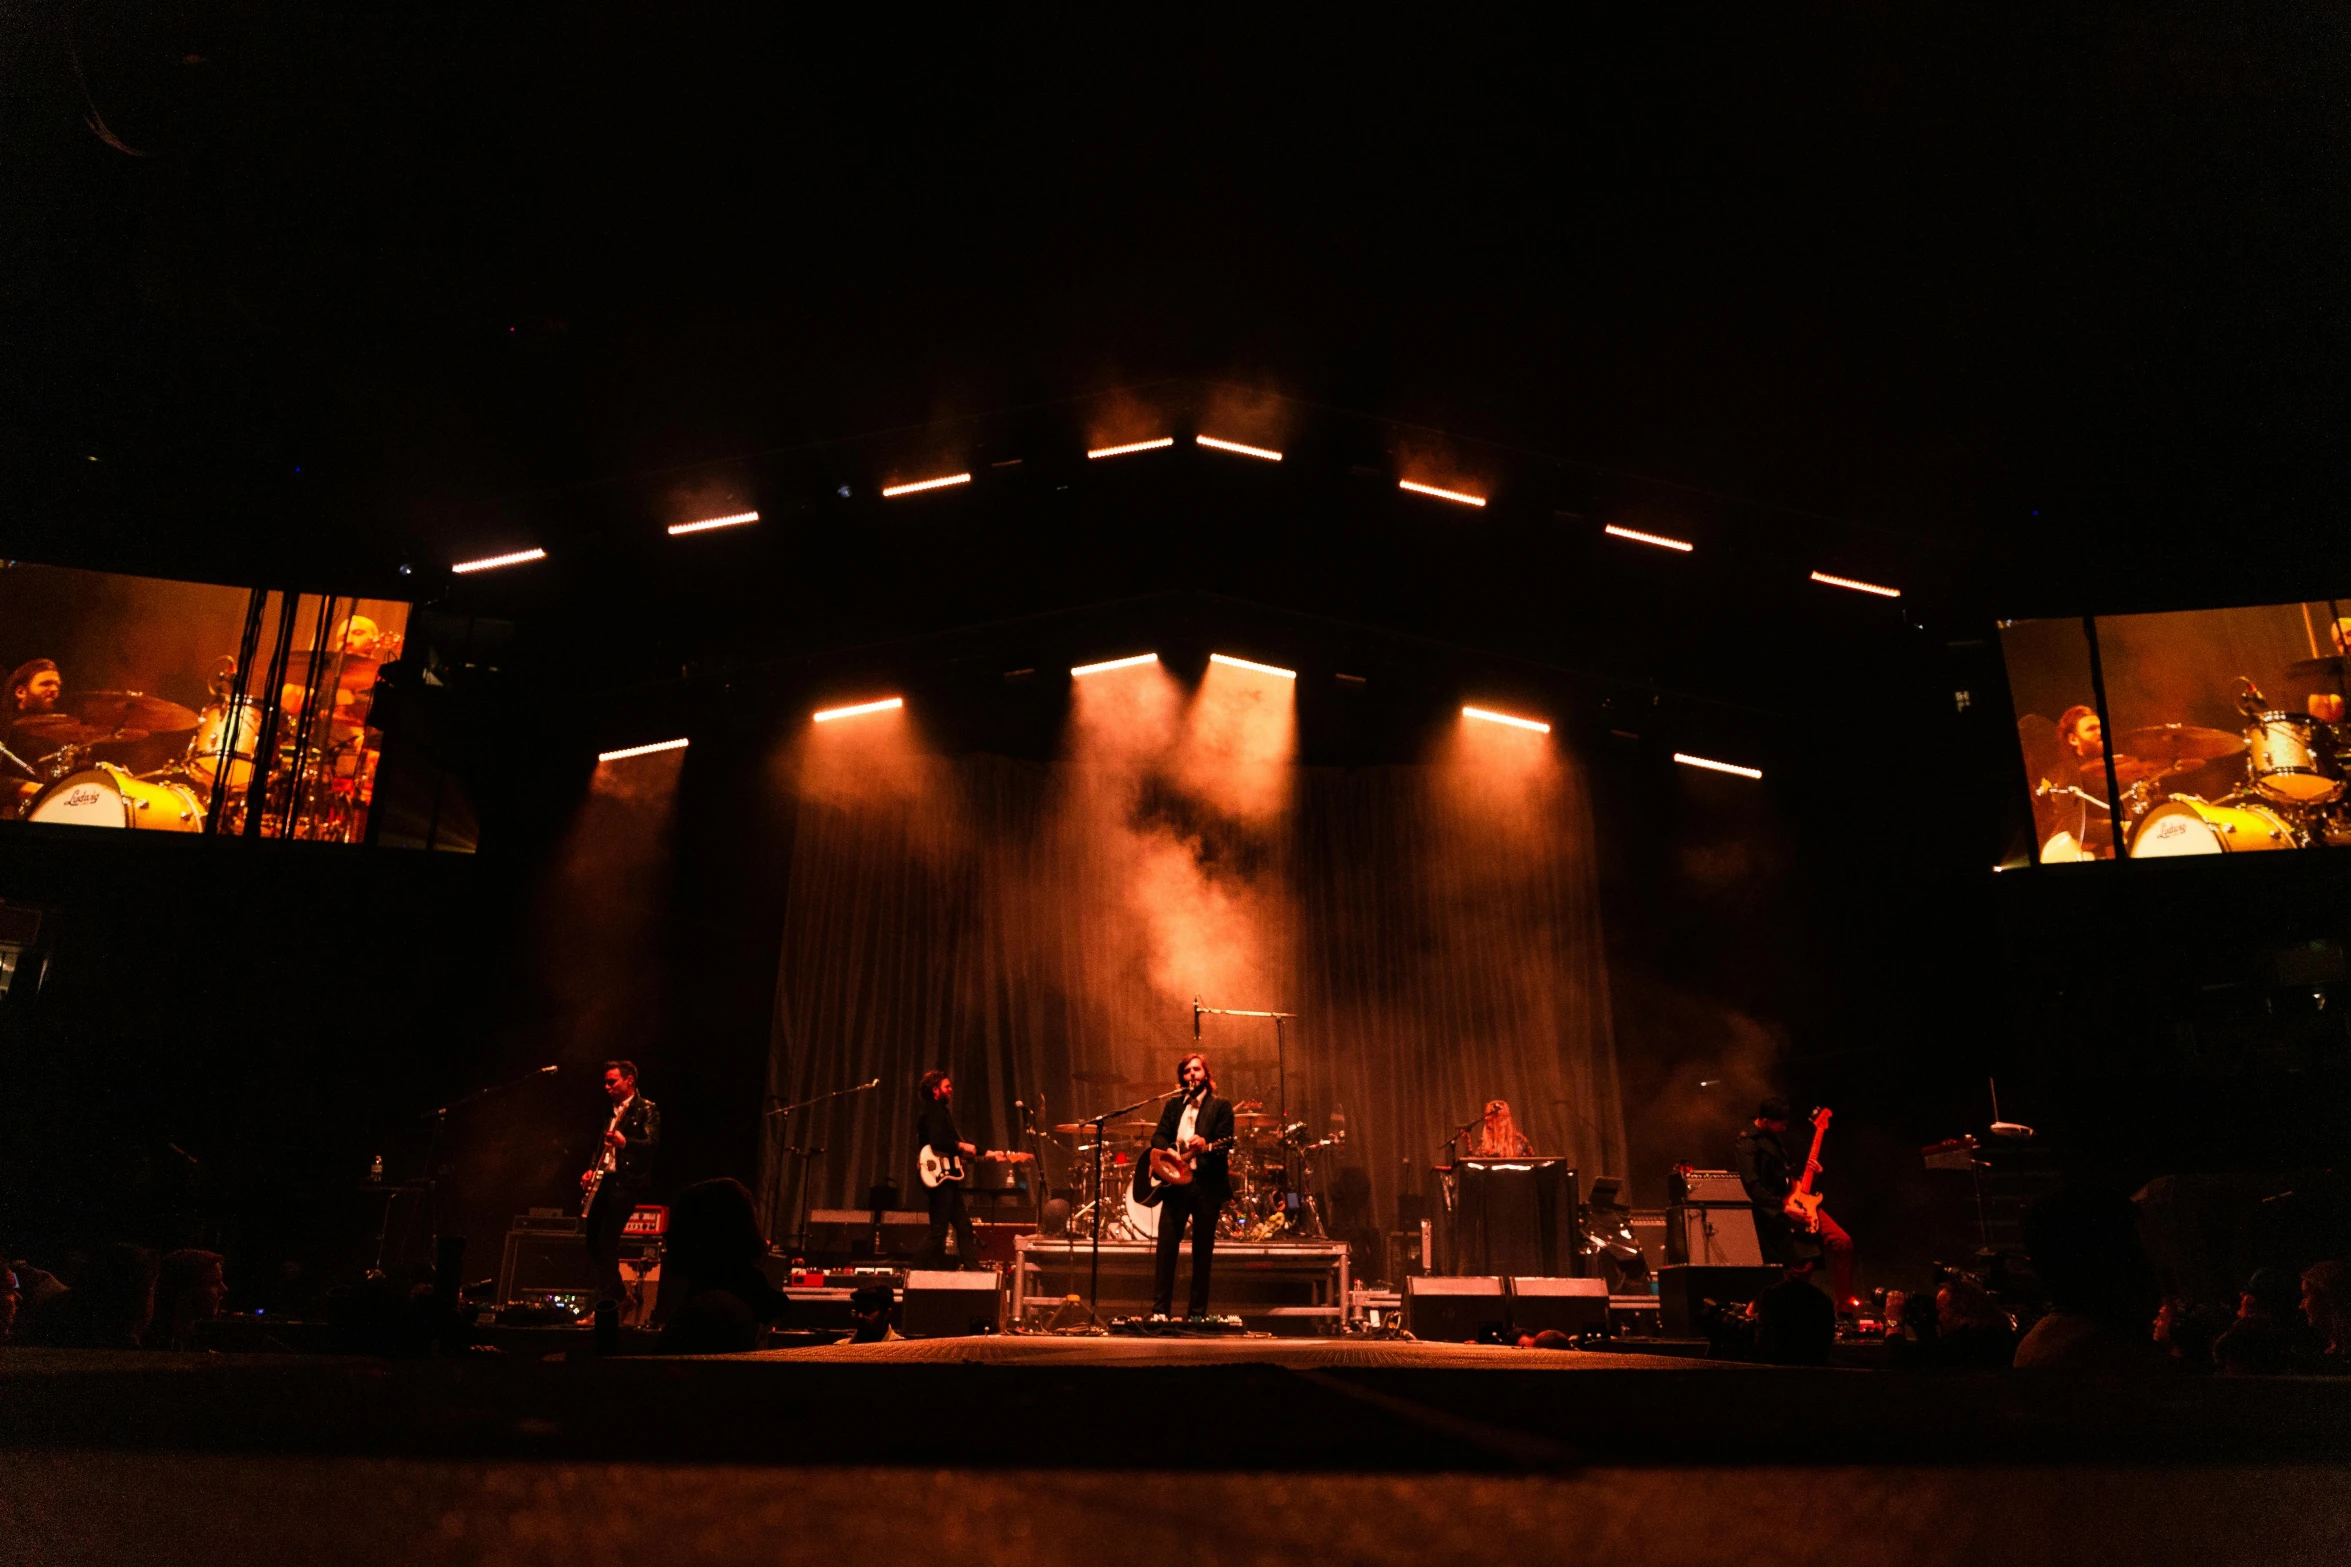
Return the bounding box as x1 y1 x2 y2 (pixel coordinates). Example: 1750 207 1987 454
1782 1106 1833 1232
1137 1136 1235 1205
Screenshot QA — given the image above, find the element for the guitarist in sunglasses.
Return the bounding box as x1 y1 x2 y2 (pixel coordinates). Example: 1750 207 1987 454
1143 1052 1236 1320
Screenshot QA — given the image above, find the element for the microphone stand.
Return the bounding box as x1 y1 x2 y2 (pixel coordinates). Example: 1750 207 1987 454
1081 1089 1177 1330
763 1078 881 1256
412 1064 562 1265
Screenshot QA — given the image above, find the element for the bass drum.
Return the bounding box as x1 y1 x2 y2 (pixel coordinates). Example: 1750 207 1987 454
2130 797 2296 857
25 763 204 832
1123 1186 1161 1241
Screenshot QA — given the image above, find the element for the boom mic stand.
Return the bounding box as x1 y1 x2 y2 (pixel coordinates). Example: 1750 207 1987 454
411 1064 562 1266
763 1078 881 1255
1079 1088 1176 1330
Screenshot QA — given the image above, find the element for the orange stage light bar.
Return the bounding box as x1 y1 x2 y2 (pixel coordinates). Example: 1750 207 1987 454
451 547 547 574
1604 524 1694 553
881 473 972 498
1087 437 1175 459
598 738 690 762
1195 434 1283 462
1070 652 1160 677
812 697 905 724
667 510 759 536
1398 479 1486 508
1674 752 1764 780
1809 570 1900 599
1462 705 1551 734
1208 653 1297 680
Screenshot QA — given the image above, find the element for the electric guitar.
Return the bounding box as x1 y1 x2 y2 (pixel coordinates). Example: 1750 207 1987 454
1782 1106 1833 1232
1137 1136 1235 1204
581 1142 615 1219
917 1145 1034 1189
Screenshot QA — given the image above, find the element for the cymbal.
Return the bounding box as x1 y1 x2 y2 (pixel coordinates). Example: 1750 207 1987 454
75 691 200 733
2115 724 2246 765
1231 1111 1282 1129
2289 654 2349 679
2087 756 2168 787
8 715 116 750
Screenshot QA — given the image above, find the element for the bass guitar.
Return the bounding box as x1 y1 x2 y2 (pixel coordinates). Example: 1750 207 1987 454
1782 1106 1833 1233
1136 1136 1235 1206
917 1146 1034 1189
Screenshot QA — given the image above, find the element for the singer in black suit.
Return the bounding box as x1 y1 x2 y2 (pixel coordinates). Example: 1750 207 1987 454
1144 1051 1235 1318
581 1060 660 1307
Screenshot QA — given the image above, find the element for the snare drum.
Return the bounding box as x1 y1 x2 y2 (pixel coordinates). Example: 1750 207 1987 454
185 699 268 792
24 763 204 832
2129 796 2297 857
2245 711 2344 804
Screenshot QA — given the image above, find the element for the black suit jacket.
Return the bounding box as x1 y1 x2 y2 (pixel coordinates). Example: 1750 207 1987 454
600 1094 660 1190
1144 1092 1234 1207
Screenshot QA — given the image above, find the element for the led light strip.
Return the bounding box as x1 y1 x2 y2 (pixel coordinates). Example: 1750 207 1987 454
1398 479 1487 508
1809 570 1900 599
881 473 972 498
1087 437 1175 459
1196 434 1283 462
1071 652 1160 677
1604 524 1694 553
668 511 760 536
812 696 905 723
1674 752 1763 780
451 548 547 574
1462 705 1551 733
1208 652 1297 680
598 738 690 762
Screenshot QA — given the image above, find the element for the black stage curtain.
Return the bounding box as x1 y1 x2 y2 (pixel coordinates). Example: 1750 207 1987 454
759 754 1626 1245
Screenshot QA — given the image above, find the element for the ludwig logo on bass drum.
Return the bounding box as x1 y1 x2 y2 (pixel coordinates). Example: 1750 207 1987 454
2154 819 2189 839
65 787 102 807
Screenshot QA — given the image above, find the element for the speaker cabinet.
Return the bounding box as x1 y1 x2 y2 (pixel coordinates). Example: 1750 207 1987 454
1664 1204 1764 1266
901 1270 1004 1337
1508 1275 1609 1336
1404 1275 1508 1342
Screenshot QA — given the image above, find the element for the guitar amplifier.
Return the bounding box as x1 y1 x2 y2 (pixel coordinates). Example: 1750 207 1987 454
1507 1276 1609 1336
1664 1203 1764 1266
901 1270 1003 1337
1403 1275 1508 1343
496 1226 661 1305
1668 1167 1751 1205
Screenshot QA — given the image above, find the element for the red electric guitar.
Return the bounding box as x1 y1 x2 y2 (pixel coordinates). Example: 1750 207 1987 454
1782 1106 1833 1233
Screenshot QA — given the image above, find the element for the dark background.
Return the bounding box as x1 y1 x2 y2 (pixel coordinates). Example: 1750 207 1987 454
4 7 2350 1297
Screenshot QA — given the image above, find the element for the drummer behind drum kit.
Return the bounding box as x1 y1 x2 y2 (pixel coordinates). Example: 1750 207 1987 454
1053 1069 1342 1245
2 647 389 841
2038 670 2351 861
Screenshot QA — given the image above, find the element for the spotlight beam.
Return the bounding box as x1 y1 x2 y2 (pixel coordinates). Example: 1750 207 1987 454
1398 479 1486 508
881 473 972 498
1071 652 1160 677
1810 570 1901 598
599 738 690 762
812 697 905 723
1208 653 1297 680
1674 752 1763 780
1604 524 1694 553
1195 434 1283 462
1087 437 1176 459
1462 705 1551 733
451 548 547 574
667 511 759 536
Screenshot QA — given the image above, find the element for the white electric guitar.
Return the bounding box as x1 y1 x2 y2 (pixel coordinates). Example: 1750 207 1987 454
917 1146 1034 1189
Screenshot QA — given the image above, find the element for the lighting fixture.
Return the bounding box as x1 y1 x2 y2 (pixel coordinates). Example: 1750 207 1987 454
667 511 759 536
598 738 690 762
1195 434 1283 462
1809 570 1900 599
1604 524 1694 553
1070 653 1160 677
1398 479 1486 508
812 697 905 724
1086 437 1175 459
1674 752 1763 780
451 548 547 574
1208 653 1297 680
1462 706 1551 734
881 473 971 498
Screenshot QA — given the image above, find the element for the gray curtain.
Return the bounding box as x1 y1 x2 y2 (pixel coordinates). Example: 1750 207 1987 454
758 750 1626 1245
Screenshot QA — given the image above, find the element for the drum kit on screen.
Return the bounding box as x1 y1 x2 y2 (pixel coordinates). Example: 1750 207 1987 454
2039 669 2351 861
1052 1068 1341 1244
1 647 390 842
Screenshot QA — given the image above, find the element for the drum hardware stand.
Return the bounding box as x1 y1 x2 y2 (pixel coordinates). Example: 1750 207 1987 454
1077 1087 1174 1330
761 1077 880 1254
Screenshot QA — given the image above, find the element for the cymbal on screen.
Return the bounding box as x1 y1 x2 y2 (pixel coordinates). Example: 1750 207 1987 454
75 692 201 733
2114 723 2246 764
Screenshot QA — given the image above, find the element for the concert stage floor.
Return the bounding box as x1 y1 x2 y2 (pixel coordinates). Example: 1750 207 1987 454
6 1343 2348 1566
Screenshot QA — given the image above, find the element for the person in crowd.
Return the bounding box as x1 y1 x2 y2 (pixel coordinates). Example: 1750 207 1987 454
2213 1266 2316 1375
847 1283 900 1344
656 1177 789 1354
146 1249 228 1351
19 1244 158 1349
1467 1099 1534 1157
1753 1277 1836 1366
2011 1185 2168 1371
2299 1260 2349 1371
2152 1295 2227 1370
1886 1274 2017 1369
1 1262 19 1343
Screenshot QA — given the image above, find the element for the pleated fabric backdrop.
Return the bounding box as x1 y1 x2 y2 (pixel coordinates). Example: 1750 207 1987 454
757 745 1626 1245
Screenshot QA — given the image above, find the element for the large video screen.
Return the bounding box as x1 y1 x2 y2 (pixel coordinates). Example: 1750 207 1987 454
2002 600 2350 863
1 562 411 845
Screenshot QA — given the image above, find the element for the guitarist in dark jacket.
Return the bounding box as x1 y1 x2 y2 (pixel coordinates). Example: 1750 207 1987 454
1144 1051 1235 1319
581 1060 660 1308
915 1070 980 1270
1735 1095 1855 1313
